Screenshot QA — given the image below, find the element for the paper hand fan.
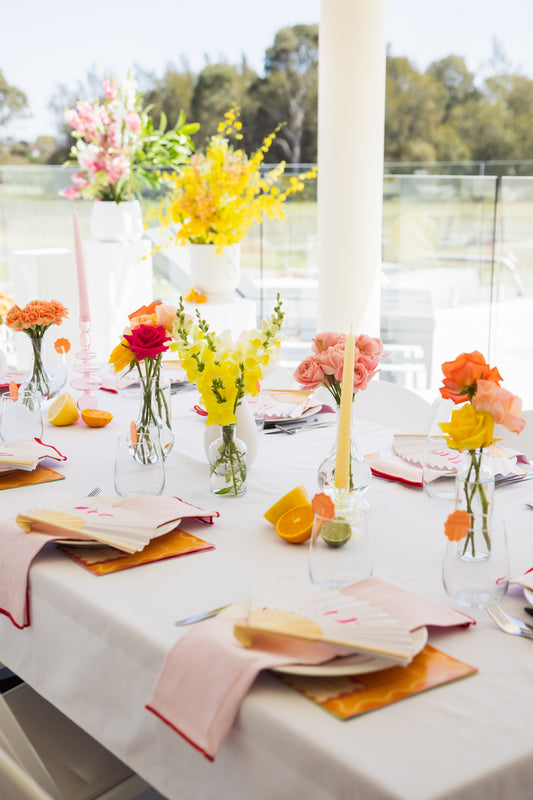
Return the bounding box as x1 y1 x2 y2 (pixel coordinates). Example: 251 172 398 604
233 577 416 666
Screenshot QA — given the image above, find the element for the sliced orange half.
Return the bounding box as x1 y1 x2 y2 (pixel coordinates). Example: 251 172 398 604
275 504 314 544
80 409 113 428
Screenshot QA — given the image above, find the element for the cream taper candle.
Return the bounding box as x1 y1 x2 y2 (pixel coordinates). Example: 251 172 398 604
72 207 90 322
334 327 355 489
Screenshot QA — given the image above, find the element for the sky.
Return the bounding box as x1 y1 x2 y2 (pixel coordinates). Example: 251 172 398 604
4 0 533 141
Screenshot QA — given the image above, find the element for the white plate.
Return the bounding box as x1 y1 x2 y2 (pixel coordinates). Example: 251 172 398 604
219 600 427 677
264 405 325 427
524 587 533 605
271 626 428 677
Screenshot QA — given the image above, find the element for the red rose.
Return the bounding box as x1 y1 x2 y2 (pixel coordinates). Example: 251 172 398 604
124 324 170 360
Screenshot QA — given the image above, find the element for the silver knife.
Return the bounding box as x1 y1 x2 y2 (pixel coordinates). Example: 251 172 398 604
175 603 232 626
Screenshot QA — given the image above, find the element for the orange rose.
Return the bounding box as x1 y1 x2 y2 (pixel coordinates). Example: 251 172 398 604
128 301 159 321
440 351 502 404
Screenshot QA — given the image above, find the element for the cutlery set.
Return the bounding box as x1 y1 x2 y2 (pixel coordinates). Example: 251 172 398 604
486 603 533 639
264 417 335 435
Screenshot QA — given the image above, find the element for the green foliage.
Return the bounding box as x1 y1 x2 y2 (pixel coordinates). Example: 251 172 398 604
0 69 28 128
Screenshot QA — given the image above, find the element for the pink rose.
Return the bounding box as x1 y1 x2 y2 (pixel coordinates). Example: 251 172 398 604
124 324 170 361
318 343 346 380
312 331 345 355
358 353 380 372
472 379 525 434
356 334 383 357
293 356 325 390
353 362 371 393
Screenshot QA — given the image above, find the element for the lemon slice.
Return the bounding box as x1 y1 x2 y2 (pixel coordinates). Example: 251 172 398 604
46 393 79 426
320 520 352 548
264 486 309 525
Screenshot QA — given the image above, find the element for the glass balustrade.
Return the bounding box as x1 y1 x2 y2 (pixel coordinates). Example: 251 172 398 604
1 164 532 405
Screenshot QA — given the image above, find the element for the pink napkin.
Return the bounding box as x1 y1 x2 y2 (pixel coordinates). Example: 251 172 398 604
0 497 219 629
146 578 474 761
508 568 533 591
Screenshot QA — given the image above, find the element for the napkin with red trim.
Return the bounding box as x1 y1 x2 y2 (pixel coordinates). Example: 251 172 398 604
508 568 533 591
146 577 474 761
0 497 219 629
0 439 67 473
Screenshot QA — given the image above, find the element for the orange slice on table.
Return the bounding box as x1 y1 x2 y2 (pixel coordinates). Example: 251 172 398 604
47 393 79 426
275 504 314 544
264 485 310 525
80 409 113 428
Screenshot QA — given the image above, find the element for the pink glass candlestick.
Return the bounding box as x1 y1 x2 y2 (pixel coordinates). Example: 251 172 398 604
71 319 102 409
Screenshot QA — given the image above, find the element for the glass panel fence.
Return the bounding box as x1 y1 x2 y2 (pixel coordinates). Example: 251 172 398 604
3 165 530 404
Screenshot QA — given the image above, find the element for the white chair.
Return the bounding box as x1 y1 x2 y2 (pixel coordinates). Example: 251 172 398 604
353 378 432 432
0 683 149 800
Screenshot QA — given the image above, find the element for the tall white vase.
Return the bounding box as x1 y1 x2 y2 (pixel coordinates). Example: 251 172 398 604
90 200 144 242
189 243 241 302
84 199 152 364
204 397 259 466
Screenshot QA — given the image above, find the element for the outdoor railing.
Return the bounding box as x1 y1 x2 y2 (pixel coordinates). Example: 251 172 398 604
1 164 532 404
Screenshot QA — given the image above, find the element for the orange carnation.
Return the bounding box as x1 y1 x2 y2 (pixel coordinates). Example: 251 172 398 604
444 510 471 542
311 492 335 519
54 337 71 354
440 351 502 404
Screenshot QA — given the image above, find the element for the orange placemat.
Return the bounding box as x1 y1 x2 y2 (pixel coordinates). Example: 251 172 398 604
58 528 214 575
277 645 477 720
0 465 65 491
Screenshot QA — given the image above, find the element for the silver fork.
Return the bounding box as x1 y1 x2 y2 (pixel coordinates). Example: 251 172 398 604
87 487 102 497
486 603 533 640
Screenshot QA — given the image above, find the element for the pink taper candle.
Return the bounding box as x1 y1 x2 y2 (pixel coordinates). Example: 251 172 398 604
334 327 355 490
72 208 90 322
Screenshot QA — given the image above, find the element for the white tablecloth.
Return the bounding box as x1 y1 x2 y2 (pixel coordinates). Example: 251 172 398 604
1 386 533 800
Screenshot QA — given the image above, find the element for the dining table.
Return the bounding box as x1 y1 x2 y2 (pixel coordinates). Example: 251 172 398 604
1 379 533 800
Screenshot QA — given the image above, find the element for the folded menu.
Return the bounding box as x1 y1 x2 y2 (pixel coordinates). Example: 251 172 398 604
146 577 474 760
0 496 219 628
16 494 219 554
0 439 67 473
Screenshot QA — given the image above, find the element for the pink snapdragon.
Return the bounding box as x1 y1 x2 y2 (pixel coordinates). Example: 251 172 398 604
102 79 118 100
125 111 141 133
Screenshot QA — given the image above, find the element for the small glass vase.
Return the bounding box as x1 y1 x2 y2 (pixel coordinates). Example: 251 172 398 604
208 424 247 497
317 402 371 500
455 447 495 538
443 515 509 608
135 363 174 459
20 331 58 404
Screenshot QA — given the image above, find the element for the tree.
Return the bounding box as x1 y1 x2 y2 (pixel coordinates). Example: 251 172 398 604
250 24 318 163
0 70 28 130
190 61 258 146
385 56 447 161
141 61 196 128
427 55 480 119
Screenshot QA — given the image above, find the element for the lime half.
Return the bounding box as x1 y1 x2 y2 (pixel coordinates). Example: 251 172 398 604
320 520 352 548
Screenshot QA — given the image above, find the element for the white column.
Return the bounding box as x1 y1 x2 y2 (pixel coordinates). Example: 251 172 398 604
317 0 386 335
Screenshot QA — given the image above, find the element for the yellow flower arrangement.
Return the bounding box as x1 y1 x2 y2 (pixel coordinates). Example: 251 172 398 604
153 109 317 252
172 294 284 426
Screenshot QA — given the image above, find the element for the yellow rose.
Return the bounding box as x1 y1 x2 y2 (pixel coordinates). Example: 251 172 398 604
109 339 134 373
439 404 494 450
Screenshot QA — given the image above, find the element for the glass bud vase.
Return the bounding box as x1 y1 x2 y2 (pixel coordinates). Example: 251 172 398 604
455 448 495 531
21 332 58 404
443 515 509 609
208 424 247 497
317 403 371 500
135 373 174 459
